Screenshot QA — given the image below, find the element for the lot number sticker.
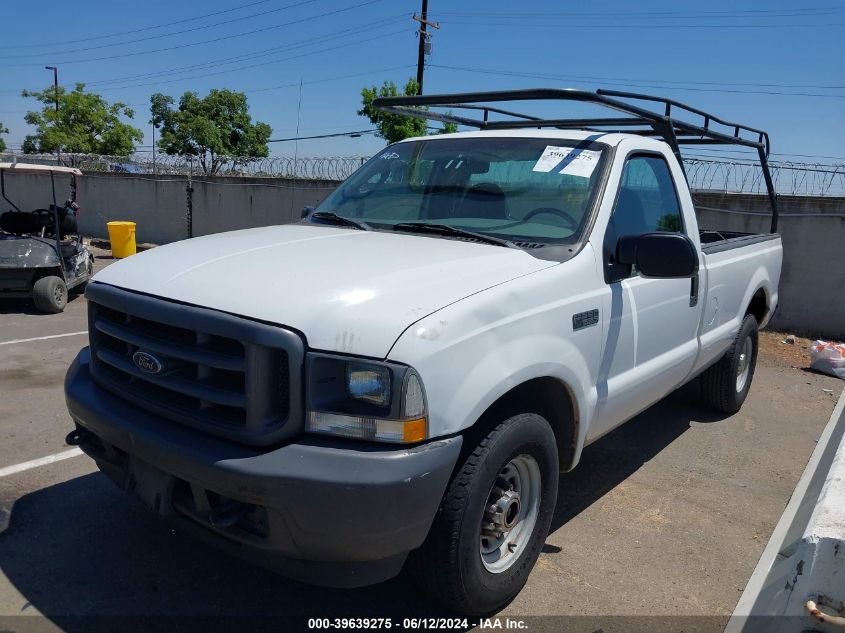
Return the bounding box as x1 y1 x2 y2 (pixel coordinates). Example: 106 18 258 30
532 146 601 178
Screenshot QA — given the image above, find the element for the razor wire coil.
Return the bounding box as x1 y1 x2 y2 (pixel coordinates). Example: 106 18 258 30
1 152 843 196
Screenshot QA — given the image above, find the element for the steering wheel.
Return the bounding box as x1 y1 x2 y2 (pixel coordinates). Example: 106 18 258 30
523 207 579 231
30 209 56 229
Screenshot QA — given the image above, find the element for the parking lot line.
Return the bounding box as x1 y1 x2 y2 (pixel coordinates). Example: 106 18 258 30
0 448 83 478
0 331 87 347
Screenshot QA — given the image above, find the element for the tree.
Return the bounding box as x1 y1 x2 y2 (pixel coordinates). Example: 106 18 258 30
0 122 8 152
21 83 142 155
359 78 457 144
150 89 271 175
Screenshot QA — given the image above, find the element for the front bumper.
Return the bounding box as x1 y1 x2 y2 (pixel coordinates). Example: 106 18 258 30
65 348 462 587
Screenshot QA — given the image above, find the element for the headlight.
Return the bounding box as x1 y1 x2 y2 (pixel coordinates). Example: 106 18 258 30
305 354 427 444
346 362 391 407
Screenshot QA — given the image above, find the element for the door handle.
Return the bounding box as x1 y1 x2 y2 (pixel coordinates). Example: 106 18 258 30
689 274 699 307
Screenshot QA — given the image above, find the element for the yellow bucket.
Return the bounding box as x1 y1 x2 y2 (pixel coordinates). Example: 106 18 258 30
107 221 137 258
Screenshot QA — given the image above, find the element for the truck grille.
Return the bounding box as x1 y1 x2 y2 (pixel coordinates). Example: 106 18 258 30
86 283 304 446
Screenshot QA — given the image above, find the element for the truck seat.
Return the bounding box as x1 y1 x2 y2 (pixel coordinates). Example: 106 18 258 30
611 188 647 237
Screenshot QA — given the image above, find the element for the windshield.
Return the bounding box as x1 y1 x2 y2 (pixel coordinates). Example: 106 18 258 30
315 137 608 245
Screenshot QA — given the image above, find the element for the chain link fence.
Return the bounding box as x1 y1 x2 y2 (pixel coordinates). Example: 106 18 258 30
2 151 843 196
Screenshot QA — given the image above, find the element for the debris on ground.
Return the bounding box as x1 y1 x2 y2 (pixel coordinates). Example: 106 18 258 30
810 340 845 380
782 334 796 345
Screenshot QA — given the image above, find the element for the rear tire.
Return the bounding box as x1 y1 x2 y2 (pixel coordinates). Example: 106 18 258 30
409 413 559 615
701 314 758 413
32 276 67 313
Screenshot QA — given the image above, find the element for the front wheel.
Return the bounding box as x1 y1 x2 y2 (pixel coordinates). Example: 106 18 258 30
409 413 559 615
701 314 759 413
32 275 67 313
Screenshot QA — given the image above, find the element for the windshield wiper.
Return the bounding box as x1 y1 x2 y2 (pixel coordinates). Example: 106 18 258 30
391 223 515 248
308 211 370 230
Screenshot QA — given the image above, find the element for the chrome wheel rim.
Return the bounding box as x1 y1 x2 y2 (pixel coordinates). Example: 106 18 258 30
736 336 752 392
480 454 541 574
54 283 66 305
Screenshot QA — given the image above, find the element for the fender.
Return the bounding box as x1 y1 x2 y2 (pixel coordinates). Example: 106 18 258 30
387 249 604 470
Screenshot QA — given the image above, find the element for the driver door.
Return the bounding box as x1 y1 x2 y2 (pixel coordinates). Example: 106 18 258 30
591 152 702 440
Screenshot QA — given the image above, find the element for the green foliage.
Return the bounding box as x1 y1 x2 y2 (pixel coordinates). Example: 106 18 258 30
0 122 8 152
150 89 271 175
359 78 457 145
21 83 142 156
656 213 682 232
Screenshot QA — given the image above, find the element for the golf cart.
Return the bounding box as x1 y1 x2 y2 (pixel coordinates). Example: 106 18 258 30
0 163 93 313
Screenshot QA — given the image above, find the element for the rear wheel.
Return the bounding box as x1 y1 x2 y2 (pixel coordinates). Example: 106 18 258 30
409 413 559 615
701 314 759 413
32 275 67 313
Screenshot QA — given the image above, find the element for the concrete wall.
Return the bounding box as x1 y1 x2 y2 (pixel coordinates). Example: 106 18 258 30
2 170 842 338
188 176 337 237
1 171 338 245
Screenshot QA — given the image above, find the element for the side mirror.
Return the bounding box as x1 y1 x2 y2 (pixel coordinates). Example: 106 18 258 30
616 232 698 278
301 206 315 219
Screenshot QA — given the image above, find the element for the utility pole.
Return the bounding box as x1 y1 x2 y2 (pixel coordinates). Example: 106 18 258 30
44 66 58 114
413 0 439 95
44 66 59 163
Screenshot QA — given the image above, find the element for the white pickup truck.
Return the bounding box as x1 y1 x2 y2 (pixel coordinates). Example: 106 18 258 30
65 89 783 615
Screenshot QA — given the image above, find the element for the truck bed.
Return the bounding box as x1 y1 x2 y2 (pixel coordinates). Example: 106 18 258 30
698 229 780 254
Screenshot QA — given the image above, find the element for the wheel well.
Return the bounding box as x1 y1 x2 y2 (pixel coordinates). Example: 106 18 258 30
474 377 577 471
746 288 768 324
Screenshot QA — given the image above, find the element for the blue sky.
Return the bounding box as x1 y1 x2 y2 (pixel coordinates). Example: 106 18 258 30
1 0 843 162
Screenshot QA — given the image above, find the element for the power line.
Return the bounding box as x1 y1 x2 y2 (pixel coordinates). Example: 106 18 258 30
434 7 845 19
434 65 845 90
6 65 413 124
431 63 844 91
437 19 845 29
683 146 845 164
83 15 408 88
244 64 415 94
6 0 321 59
5 4 837 50
437 6 845 17
269 129 376 142
429 64 845 98
0 0 276 48
1 0 385 67
95 27 412 92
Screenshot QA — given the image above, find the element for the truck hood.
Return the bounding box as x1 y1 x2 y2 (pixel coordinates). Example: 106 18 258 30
92 224 556 357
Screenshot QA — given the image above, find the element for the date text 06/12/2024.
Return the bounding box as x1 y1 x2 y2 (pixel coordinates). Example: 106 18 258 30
306 617 528 629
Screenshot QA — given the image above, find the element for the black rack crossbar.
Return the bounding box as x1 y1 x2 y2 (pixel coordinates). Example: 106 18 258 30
374 88 770 154
373 87 779 232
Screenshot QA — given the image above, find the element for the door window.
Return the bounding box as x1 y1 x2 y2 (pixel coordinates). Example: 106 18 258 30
611 154 683 237
604 154 684 282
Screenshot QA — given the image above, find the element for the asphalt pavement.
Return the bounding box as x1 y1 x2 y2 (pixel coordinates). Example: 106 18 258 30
0 252 841 632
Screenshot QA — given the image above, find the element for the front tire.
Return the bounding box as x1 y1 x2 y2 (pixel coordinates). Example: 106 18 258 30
409 413 559 615
701 314 759 413
32 275 67 313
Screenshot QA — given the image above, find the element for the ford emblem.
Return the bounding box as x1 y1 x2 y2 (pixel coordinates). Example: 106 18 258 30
132 350 164 375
